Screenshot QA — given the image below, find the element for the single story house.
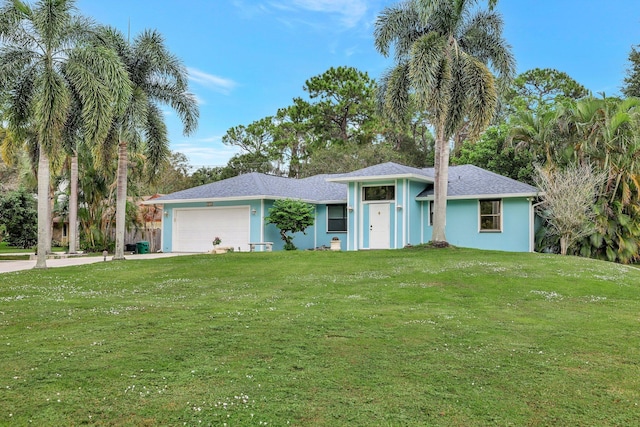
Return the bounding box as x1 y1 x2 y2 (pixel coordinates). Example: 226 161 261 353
147 162 539 253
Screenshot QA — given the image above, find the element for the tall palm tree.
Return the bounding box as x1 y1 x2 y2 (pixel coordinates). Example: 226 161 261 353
61 99 85 254
98 28 198 260
0 0 131 268
374 0 514 244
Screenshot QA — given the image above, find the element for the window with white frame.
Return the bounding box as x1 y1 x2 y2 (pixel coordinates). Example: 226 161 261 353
327 204 347 232
363 185 395 201
479 199 502 232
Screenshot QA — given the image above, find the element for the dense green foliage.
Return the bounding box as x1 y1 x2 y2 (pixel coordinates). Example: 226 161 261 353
505 67 589 114
452 124 536 184
512 96 640 263
0 188 37 248
265 199 315 250
622 46 640 97
1 250 639 425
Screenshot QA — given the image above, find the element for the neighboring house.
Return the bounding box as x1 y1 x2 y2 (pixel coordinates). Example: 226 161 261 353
135 195 164 252
149 162 539 253
53 195 164 250
52 215 70 246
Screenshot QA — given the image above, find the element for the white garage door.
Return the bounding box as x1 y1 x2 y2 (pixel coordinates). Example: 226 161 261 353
173 207 251 252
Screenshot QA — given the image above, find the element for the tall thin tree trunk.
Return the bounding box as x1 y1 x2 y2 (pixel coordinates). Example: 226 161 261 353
113 140 128 260
35 146 49 269
431 127 450 244
68 151 78 253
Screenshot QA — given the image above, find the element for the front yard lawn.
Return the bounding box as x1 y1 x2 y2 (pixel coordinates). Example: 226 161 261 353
1 248 639 425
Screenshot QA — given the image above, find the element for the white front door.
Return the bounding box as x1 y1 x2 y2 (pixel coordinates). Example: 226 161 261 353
369 203 390 249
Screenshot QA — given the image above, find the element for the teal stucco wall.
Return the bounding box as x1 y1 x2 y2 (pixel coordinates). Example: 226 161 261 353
432 197 533 252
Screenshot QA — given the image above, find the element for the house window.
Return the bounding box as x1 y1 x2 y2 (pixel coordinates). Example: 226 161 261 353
363 185 395 201
327 204 347 232
479 199 502 232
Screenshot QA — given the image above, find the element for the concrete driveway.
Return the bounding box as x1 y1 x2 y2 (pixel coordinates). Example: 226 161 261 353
0 252 197 274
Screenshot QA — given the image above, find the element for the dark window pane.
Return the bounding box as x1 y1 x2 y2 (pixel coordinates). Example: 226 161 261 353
363 186 395 201
327 204 347 232
328 219 347 232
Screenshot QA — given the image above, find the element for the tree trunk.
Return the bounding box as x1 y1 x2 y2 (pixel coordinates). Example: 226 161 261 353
68 151 78 253
113 140 128 260
431 127 450 245
560 235 568 256
35 147 49 269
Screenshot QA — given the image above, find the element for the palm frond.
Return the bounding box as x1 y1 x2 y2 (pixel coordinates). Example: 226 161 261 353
143 102 169 177
32 0 73 51
374 2 422 61
65 44 132 147
36 67 70 152
459 10 515 82
409 32 449 111
462 54 497 138
381 62 412 124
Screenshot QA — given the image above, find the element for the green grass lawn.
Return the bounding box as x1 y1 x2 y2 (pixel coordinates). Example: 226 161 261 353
0 241 65 256
1 248 639 426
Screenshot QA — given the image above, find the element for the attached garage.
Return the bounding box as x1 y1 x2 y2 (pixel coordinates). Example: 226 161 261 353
172 206 251 252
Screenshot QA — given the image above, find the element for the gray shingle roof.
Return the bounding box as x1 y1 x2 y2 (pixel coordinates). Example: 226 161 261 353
328 162 431 180
153 172 348 203
152 163 538 204
417 165 538 198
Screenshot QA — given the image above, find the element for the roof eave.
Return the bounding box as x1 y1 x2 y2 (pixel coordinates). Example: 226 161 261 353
143 195 269 205
143 195 348 205
327 173 433 183
316 199 348 205
415 192 540 201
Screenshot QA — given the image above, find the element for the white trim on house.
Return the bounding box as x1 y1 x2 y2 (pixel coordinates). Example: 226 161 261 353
260 199 265 243
143 195 347 205
328 173 433 184
529 198 535 252
416 192 538 201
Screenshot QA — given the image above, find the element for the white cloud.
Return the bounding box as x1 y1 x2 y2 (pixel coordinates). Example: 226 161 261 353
173 138 240 167
265 0 369 29
187 68 238 95
289 0 368 28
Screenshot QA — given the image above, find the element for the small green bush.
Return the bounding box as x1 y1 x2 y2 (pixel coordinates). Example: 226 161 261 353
265 198 315 250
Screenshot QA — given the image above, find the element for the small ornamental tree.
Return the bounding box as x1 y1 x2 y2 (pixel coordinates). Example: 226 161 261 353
265 199 315 250
534 164 606 256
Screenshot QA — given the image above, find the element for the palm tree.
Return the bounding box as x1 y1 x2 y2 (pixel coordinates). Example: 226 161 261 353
374 0 514 244
61 100 85 254
508 109 560 166
568 96 640 263
0 0 131 268
98 28 198 260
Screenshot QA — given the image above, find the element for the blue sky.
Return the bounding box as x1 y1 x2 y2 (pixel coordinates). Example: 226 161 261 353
76 0 640 168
